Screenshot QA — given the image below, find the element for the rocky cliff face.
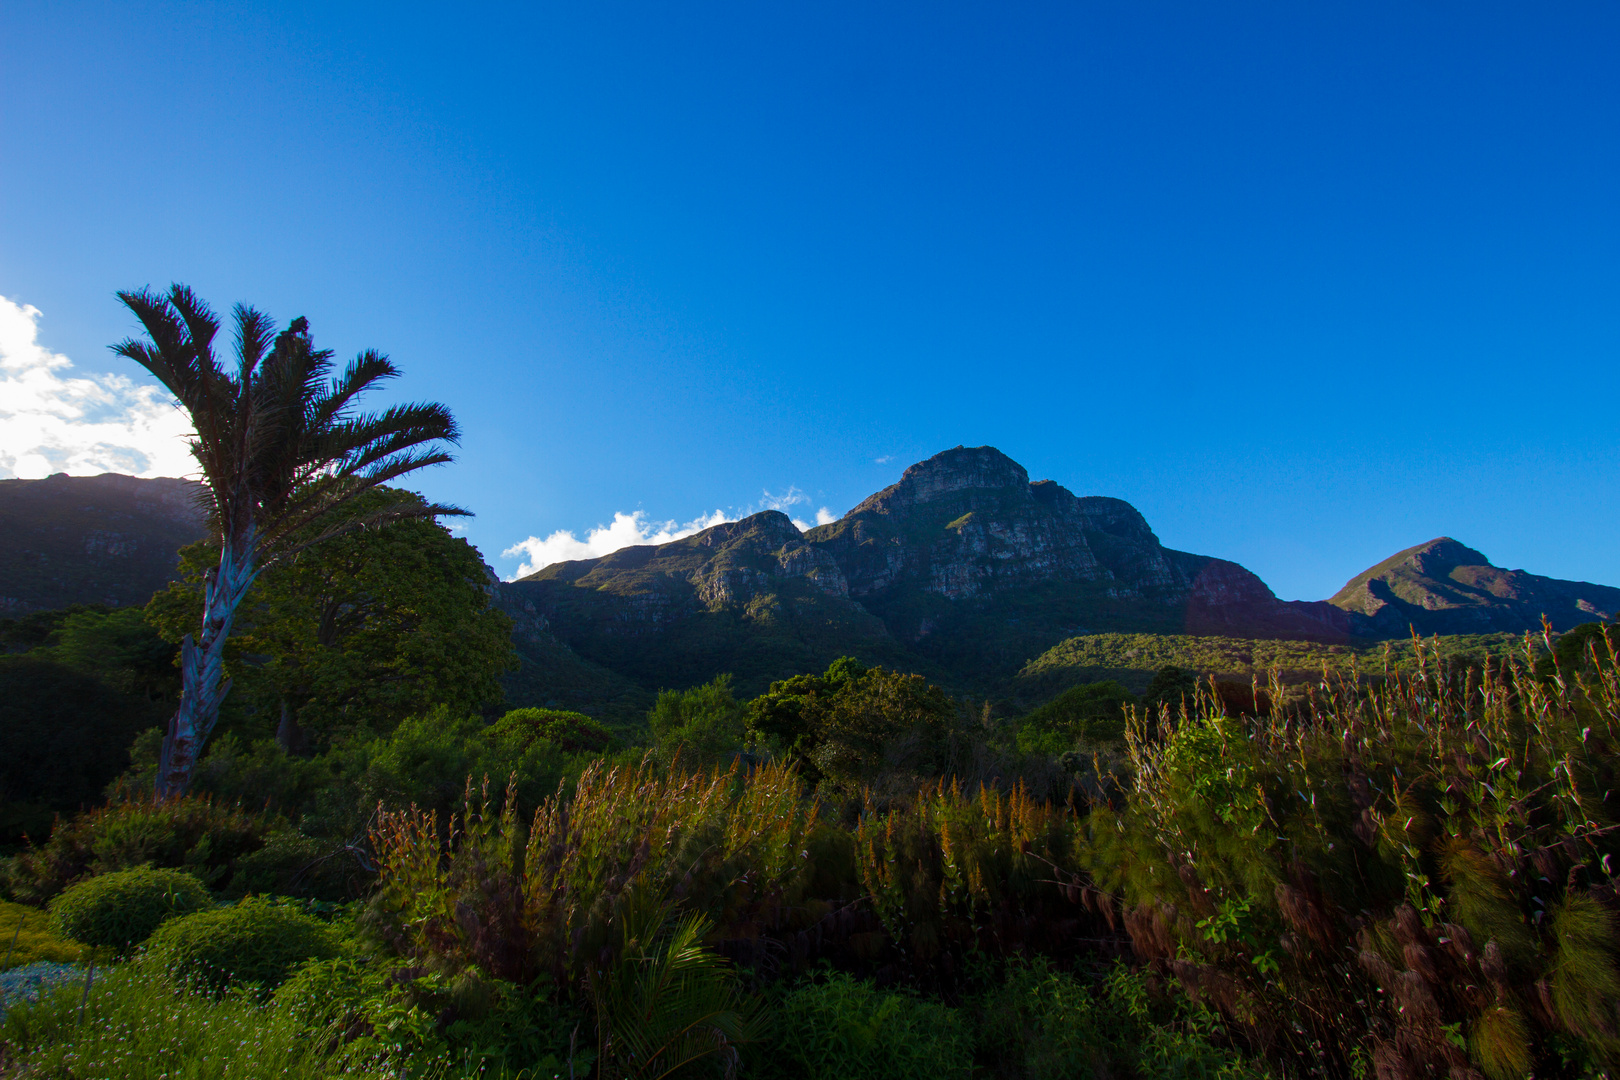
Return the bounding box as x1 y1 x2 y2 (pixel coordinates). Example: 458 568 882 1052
0 473 208 613
1329 537 1620 636
503 446 1355 696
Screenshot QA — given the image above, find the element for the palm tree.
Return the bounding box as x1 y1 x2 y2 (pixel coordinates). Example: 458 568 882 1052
113 284 467 797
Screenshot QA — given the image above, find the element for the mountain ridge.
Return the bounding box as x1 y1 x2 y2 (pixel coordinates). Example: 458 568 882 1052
0 472 207 614
499 446 1614 705
501 446 1362 700
1328 535 1619 636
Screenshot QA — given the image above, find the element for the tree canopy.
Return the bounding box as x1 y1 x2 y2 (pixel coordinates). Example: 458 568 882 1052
146 489 514 751
746 657 959 791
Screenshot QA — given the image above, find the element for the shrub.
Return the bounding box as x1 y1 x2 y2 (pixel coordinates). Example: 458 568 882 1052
488 707 613 753
146 896 340 991
1015 679 1135 755
372 760 821 986
747 658 960 792
764 970 972 1080
356 707 603 826
0 901 85 968
47 866 210 952
973 959 1262 1080
4 794 274 905
647 675 746 765
1080 643 1620 1077
221 829 373 901
276 956 593 1077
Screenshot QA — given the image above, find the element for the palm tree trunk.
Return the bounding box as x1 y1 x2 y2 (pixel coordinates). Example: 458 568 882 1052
155 531 257 798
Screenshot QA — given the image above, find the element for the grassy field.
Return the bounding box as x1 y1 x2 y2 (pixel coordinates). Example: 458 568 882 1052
0 901 86 969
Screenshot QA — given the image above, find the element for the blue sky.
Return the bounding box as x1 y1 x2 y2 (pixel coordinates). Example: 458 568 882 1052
2 2 1616 600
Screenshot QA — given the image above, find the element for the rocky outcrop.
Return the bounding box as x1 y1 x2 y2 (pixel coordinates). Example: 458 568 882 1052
0 473 208 613
1329 537 1620 636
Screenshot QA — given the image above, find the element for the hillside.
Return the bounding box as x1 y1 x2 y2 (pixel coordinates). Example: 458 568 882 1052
0 473 207 614
1010 630 1531 705
1328 537 1620 637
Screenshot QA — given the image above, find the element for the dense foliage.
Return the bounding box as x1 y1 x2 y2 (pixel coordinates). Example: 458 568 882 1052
746 657 964 793
146 490 515 753
0 605 177 847
47 866 212 952
5 795 274 905
146 897 341 991
4 601 1617 1077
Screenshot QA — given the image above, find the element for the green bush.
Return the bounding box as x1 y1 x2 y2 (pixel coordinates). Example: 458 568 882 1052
3 793 274 905
0 900 86 968
487 706 613 753
47 866 211 952
647 674 746 765
1082 648 1620 1078
747 657 960 792
764 971 972 1080
1015 679 1135 755
146 896 339 990
220 829 371 901
973 959 1261 1080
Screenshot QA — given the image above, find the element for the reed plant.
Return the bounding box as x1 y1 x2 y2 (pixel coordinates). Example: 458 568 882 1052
1082 629 1620 1078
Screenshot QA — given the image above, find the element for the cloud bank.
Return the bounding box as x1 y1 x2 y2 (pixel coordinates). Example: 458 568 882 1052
0 295 194 479
502 488 838 580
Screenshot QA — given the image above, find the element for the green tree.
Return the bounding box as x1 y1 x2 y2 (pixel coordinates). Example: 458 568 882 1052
1015 680 1136 757
1141 664 1198 717
113 285 463 795
746 657 959 791
647 674 746 766
46 607 180 702
146 490 513 752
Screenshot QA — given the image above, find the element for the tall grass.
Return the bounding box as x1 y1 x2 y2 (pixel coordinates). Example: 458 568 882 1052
1084 630 1620 1078
371 756 821 986
367 630 1620 1076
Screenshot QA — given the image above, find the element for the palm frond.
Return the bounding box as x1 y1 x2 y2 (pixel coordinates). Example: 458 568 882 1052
304 350 399 434
596 909 768 1080
232 304 277 382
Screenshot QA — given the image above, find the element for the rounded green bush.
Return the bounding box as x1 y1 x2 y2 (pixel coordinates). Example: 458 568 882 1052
47 866 213 951
767 971 972 1080
147 896 340 990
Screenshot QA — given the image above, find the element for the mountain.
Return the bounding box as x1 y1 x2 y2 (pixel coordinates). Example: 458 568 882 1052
1328 537 1620 637
499 446 1354 700
0 473 208 614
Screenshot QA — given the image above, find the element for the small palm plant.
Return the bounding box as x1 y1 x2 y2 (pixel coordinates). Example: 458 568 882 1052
590 899 768 1080
113 284 464 796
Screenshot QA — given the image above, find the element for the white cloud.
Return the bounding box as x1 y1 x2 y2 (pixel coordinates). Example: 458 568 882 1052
502 508 730 580
502 489 843 580
0 295 195 480
874 455 894 464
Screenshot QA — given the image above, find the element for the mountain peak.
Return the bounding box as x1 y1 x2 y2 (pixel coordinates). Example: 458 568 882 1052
1329 536 1616 635
1402 537 1493 573
850 445 1030 517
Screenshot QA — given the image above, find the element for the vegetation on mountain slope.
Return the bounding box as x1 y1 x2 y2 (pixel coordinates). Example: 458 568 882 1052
1013 629 1530 704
